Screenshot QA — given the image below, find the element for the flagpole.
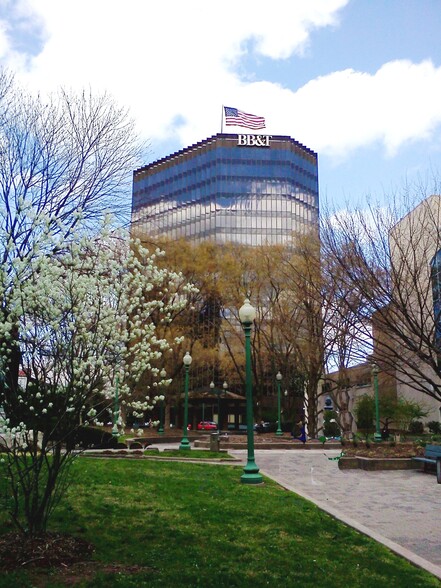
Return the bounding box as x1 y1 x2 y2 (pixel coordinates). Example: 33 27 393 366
221 105 224 134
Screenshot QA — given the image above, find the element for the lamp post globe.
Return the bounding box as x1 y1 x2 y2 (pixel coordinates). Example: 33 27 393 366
239 299 263 485
179 352 192 450
239 298 257 324
276 371 283 436
207 381 214 423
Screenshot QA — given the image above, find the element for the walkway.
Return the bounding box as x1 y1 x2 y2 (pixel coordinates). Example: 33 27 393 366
228 448 441 579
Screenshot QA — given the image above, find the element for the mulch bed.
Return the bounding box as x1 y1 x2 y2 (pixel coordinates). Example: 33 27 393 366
0 531 153 585
221 434 424 458
342 442 424 458
0 531 94 571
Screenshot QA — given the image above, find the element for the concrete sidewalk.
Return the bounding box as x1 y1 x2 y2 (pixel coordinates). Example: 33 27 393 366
228 448 441 580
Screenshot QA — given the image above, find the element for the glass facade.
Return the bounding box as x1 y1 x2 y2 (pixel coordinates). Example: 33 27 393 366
131 133 319 245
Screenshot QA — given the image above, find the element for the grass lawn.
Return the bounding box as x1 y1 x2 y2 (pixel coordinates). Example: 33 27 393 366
0 458 439 587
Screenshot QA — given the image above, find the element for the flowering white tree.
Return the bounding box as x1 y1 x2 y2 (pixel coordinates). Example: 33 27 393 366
0 71 190 535
0 224 195 535
0 70 143 396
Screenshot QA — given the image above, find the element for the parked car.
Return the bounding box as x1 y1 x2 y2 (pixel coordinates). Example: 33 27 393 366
254 421 277 433
197 421 218 430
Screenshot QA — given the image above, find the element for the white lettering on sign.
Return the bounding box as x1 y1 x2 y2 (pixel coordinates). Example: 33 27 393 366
237 134 272 147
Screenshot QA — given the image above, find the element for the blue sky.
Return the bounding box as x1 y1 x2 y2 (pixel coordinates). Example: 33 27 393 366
1 0 441 211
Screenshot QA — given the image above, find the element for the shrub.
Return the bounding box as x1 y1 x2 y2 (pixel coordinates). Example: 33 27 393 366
323 410 340 437
354 394 374 433
427 421 441 434
129 441 143 449
71 426 118 449
408 421 424 435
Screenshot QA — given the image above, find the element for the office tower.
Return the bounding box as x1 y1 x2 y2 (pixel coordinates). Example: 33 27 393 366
131 133 318 244
131 132 319 426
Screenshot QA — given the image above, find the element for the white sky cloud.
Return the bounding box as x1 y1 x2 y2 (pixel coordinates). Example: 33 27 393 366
283 59 441 160
0 22 9 59
1 0 441 164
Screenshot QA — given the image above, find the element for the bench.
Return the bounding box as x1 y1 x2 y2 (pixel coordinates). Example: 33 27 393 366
412 444 441 483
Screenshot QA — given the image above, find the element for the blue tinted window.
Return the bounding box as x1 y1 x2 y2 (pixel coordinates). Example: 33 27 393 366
132 134 319 245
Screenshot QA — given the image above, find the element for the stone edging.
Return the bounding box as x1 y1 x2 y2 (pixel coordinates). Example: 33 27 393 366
339 457 420 470
194 440 339 450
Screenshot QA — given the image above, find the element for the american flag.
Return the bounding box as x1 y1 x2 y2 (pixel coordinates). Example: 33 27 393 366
224 106 266 130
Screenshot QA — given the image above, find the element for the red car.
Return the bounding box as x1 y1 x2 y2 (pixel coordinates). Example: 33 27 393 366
197 421 218 430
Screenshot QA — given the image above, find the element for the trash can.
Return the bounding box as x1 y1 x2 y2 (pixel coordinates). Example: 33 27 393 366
210 433 219 452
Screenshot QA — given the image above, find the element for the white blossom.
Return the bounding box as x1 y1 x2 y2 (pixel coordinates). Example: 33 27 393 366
0 219 197 452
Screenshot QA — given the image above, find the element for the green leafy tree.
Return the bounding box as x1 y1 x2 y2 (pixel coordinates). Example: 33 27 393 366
354 394 375 436
390 396 428 431
354 393 428 439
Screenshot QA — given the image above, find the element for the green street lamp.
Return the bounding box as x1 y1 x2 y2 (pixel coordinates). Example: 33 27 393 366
239 298 263 485
209 380 227 431
179 352 192 450
372 364 382 442
220 380 228 431
276 371 283 436
158 368 167 435
112 375 119 439
210 380 215 425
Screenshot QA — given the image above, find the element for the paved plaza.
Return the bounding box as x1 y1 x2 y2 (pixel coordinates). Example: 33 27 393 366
228 448 441 580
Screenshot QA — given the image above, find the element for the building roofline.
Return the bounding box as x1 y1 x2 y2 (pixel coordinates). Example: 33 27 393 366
133 132 317 177
389 194 441 234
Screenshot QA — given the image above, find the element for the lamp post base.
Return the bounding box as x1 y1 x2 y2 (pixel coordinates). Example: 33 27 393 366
241 462 263 485
275 429 283 437
374 432 382 442
179 438 191 450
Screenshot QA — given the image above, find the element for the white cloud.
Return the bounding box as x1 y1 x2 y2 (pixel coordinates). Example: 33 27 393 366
2 0 441 163
0 1 348 137
0 21 10 58
281 59 441 160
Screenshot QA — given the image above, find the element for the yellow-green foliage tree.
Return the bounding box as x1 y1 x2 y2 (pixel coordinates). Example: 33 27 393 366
139 233 355 437
137 237 223 426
